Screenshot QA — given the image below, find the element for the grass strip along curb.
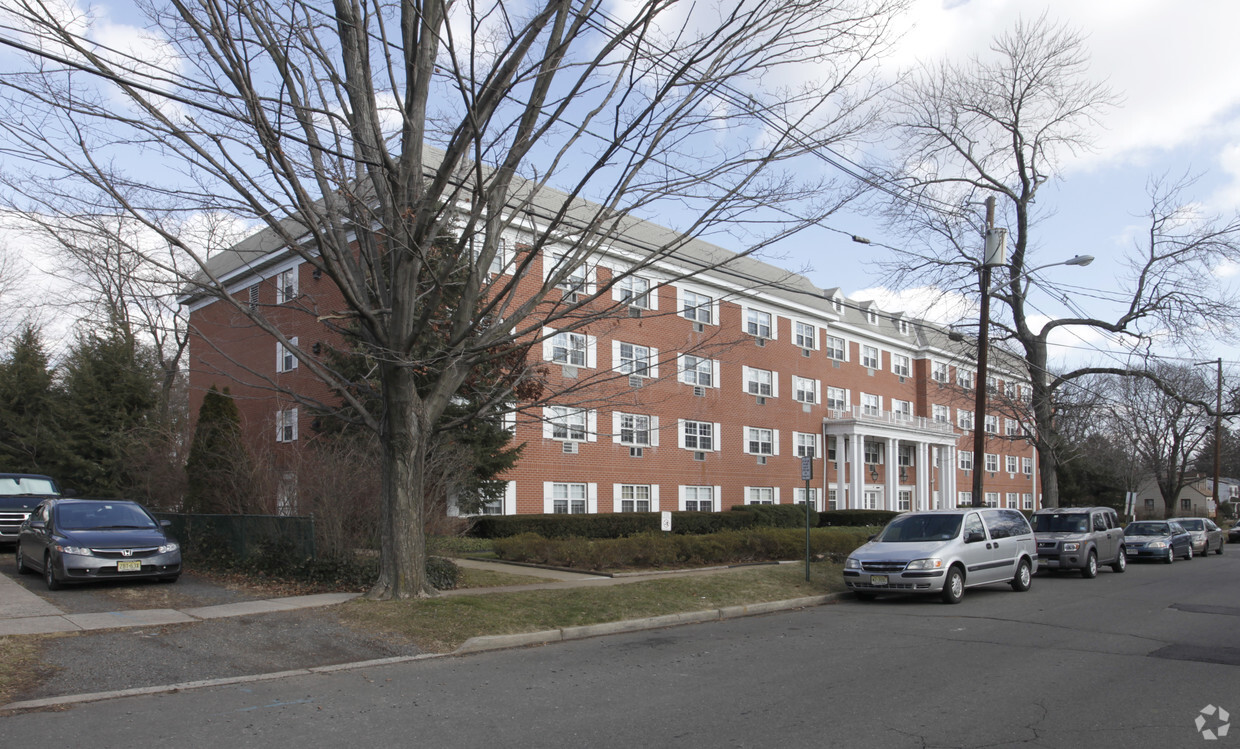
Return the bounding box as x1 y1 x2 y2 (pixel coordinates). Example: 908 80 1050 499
0 592 846 714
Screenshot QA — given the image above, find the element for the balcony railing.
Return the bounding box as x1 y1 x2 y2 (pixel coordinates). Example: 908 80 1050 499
826 406 957 436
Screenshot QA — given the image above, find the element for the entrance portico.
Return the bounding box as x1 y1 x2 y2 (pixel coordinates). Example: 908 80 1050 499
823 408 958 512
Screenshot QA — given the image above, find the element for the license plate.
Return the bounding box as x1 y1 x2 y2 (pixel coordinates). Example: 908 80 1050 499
117 560 142 572
869 574 888 586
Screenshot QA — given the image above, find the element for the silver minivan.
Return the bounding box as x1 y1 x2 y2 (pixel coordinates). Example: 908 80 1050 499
843 508 1038 604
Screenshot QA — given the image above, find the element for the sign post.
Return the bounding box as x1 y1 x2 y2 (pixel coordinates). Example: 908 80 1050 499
802 456 813 581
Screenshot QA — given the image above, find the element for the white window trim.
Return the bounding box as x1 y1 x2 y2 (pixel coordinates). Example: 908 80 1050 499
678 485 722 512
793 320 818 350
275 262 300 303
276 407 298 443
612 483 660 513
542 481 598 514
543 249 597 294
743 426 779 456
612 412 659 447
542 328 598 368
792 431 821 458
741 304 777 340
825 334 849 361
742 365 779 398
861 345 881 370
677 419 721 452
676 285 718 326
826 386 850 412
891 353 911 378
612 273 659 310
612 340 659 378
860 392 882 416
677 353 720 388
743 486 780 505
792 376 820 405
542 406 598 442
276 337 298 373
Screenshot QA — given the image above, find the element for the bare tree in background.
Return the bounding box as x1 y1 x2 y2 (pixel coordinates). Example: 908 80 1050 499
874 15 1240 507
0 0 907 597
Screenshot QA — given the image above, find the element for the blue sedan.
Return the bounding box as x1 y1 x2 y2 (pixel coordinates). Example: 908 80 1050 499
1124 520 1194 563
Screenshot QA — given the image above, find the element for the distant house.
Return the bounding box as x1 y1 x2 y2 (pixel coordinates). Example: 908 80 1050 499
1134 476 1239 519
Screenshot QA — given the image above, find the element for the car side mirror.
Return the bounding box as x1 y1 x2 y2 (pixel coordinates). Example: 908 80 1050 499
29 519 45 530
965 530 985 544
160 519 171 528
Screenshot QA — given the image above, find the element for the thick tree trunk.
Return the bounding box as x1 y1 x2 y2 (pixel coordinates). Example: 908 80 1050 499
1027 339 1060 508
367 364 433 600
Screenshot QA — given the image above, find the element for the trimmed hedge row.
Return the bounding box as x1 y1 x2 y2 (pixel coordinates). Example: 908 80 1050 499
816 509 899 527
491 527 873 570
470 504 843 540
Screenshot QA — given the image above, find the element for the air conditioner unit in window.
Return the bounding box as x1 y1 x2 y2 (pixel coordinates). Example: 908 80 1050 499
756 456 767 465
832 360 841 368
693 451 706 461
562 442 578 454
898 376 906 384
755 337 766 347
561 365 578 378
692 322 705 333
629 447 643 458
629 376 644 389
756 396 766 405
628 307 642 318
802 349 811 358
693 386 706 398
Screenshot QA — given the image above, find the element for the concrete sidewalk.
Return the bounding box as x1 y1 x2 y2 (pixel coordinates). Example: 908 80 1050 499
0 558 786 637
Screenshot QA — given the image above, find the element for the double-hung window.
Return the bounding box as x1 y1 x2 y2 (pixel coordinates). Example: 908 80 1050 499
618 275 651 308
932 404 950 423
276 408 297 442
984 414 999 433
618 413 651 446
277 338 298 373
957 409 973 431
680 355 714 387
617 342 652 377
747 487 775 505
551 331 587 366
861 393 881 417
551 483 588 514
932 361 949 383
681 420 715 451
795 322 816 349
746 309 772 338
861 345 880 369
794 432 819 459
957 368 975 390
549 407 587 441
618 484 651 512
793 376 818 404
827 386 848 411
1022 457 1033 475
746 367 775 397
958 450 973 471
1006 455 1019 473
891 399 913 420
863 440 883 465
746 427 775 456
682 290 713 323
985 453 1000 472
826 335 847 361
683 486 714 512
277 267 298 303
892 354 911 378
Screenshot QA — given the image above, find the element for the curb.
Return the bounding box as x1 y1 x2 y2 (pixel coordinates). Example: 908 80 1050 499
0 591 845 713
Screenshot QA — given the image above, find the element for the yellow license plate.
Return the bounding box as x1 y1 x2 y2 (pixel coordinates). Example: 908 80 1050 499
117 560 142 572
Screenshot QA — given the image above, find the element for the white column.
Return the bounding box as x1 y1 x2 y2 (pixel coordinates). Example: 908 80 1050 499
835 435 848 510
916 441 930 510
943 444 956 507
850 434 865 510
885 437 898 511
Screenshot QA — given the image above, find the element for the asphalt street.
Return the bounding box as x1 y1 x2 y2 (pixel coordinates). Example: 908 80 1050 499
3 550 1238 747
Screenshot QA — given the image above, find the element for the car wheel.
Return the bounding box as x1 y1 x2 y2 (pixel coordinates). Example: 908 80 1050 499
1010 559 1032 592
1186 545 1193 560
941 566 964 604
1082 551 1098 579
15 545 30 574
1165 547 1174 564
1218 542 1225 555
43 553 61 591
1111 549 1127 573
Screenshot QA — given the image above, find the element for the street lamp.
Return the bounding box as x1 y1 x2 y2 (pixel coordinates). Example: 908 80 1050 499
970 196 1094 508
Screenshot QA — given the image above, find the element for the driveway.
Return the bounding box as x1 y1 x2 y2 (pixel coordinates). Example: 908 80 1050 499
0 553 420 704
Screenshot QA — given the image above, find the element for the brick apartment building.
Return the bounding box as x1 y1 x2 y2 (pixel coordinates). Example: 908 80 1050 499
183 195 1040 518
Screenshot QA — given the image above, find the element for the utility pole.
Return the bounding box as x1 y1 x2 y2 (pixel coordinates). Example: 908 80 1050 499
971 196 1003 508
1213 357 1222 517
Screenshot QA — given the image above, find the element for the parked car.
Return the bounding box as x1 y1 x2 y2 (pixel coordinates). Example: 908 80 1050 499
1030 506 1126 577
1229 524 1240 545
1168 518 1224 556
843 508 1037 604
16 498 181 589
0 473 63 545
1123 520 1193 563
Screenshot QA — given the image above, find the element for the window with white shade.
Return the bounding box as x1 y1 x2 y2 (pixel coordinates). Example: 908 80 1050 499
681 289 714 324
793 376 818 404
745 367 775 397
745 427 776 456
679 354 716 387
861 345 880 369
794 321 816 349
892 354 910 377
826 335 847 360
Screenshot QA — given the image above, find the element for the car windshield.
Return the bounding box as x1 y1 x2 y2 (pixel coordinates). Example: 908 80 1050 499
1126 522 1168 536
0 476 58 496
56 503 157 531
1176 519 1204 531
876 514 962 543
1032 513 1089 533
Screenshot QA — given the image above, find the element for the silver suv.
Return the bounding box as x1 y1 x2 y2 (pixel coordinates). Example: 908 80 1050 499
1031 507 1125 578
843 508 1038 604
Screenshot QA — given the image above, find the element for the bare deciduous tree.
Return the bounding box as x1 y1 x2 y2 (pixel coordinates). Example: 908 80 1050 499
874 15 1240 507
0 0 907 597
